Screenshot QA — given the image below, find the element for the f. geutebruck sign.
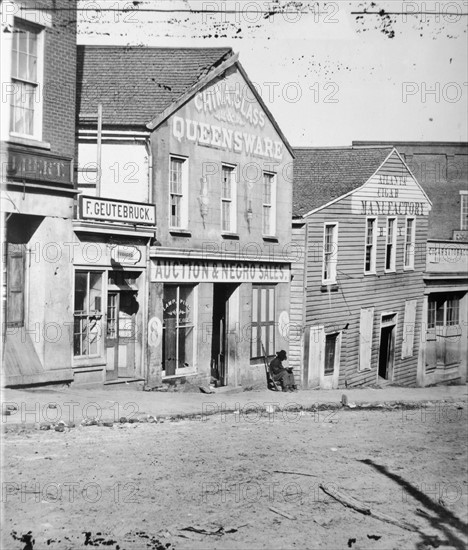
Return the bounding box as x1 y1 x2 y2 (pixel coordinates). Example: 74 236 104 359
79 196 156 225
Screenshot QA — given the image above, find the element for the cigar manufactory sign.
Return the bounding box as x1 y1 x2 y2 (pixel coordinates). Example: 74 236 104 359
151 259 290 283
79 196 156 225
172 78 284 162
352 173 430 216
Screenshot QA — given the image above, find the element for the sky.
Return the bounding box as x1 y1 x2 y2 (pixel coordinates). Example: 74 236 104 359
77 0 468 146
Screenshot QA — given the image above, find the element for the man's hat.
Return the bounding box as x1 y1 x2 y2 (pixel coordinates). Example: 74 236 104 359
277 350 287 360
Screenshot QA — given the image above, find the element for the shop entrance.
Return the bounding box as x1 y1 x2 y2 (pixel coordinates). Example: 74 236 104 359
105 272 140 380
211 284 237 387
378 315 396 381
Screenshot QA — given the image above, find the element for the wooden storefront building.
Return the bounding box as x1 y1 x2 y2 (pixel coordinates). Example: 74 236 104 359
290 146 432 388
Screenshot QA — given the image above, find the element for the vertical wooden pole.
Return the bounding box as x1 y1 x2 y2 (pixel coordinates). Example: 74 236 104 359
96 103 102 197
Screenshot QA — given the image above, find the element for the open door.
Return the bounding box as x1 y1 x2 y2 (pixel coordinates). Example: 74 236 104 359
105 290 138 379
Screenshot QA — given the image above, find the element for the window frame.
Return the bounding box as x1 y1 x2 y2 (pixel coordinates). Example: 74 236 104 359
162 284 198 377
221 163 237 233
169 155 188 229
250 285 276 360
73 270 104 359
428 294 460 329
9 18 45 141
460 191 468 231
385 217 397 272
322 222 338 285
364 217 377 274
404 217 416 270
262 172 277 236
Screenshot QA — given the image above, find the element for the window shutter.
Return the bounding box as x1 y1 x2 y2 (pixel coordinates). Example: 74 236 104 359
402 299 417 358
359 307 374 370
307 325 325 386
6 244 25 326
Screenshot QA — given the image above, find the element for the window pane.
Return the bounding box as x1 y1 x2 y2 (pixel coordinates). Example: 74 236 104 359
74 272 87 313
261 288 267 321
163 286 178 322
178 326 194 369
252 288 258 323
89 272 102 313
178 286 193 324
268 288 274 320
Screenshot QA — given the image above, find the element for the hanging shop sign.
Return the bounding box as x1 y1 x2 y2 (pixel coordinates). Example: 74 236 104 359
151 259 290 283
110 245 142 265
79 195 156 225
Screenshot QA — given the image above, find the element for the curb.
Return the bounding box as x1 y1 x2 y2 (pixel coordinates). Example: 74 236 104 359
2 398 465 432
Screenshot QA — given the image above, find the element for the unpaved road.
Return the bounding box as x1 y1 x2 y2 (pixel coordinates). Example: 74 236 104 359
2 405 468 550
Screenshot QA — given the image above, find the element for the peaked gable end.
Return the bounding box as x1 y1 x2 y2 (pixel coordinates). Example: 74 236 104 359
351 150 432 217
168 65 292 163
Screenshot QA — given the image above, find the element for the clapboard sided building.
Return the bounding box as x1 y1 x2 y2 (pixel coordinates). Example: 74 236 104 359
290 146 432 389
1 0 77 386
76 46 293 389
354 141 468 386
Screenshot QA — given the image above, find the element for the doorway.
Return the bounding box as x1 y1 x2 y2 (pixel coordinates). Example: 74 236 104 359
105 287 139 380
211 284 237 387
378 323 395 380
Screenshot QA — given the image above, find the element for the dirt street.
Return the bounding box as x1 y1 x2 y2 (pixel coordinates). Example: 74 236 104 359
2 405 467 550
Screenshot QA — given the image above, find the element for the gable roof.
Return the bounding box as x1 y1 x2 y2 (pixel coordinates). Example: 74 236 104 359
292 146 394 217
76 46 233 127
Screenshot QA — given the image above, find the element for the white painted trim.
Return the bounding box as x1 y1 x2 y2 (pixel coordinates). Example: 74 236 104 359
221 162 237 233
322 221 339 284
168 154 189 230
384 216 398 273
403 217 416 270
363 216 378 275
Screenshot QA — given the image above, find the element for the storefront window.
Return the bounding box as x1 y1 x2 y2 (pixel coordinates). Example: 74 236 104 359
162 285 195 375
428 294 460 329
251 285 275 359
74 271 103 357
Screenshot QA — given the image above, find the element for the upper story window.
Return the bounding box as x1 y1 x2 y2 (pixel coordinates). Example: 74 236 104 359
461 191 468 230
323 223 338 284
404 218 416 269
221 165 237 233
385 217 397 271
10 20 43 139
169 156 188 229
364 218 377 274
262 172 276 236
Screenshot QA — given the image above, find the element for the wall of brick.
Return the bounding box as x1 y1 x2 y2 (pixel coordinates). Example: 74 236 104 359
18 0 77 159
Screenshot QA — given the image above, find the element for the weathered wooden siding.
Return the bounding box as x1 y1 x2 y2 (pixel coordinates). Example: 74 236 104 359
289 222 307 384
302 151 430 388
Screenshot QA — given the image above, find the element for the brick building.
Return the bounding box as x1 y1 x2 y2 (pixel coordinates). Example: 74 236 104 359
1 0 77 386
290 146 432 389
76 46 293 389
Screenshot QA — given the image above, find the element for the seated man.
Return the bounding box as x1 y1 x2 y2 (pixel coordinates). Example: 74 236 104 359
269 350 297 392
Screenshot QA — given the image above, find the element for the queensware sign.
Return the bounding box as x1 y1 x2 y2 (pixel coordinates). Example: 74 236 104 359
151 259 290 283
79 196 156 225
